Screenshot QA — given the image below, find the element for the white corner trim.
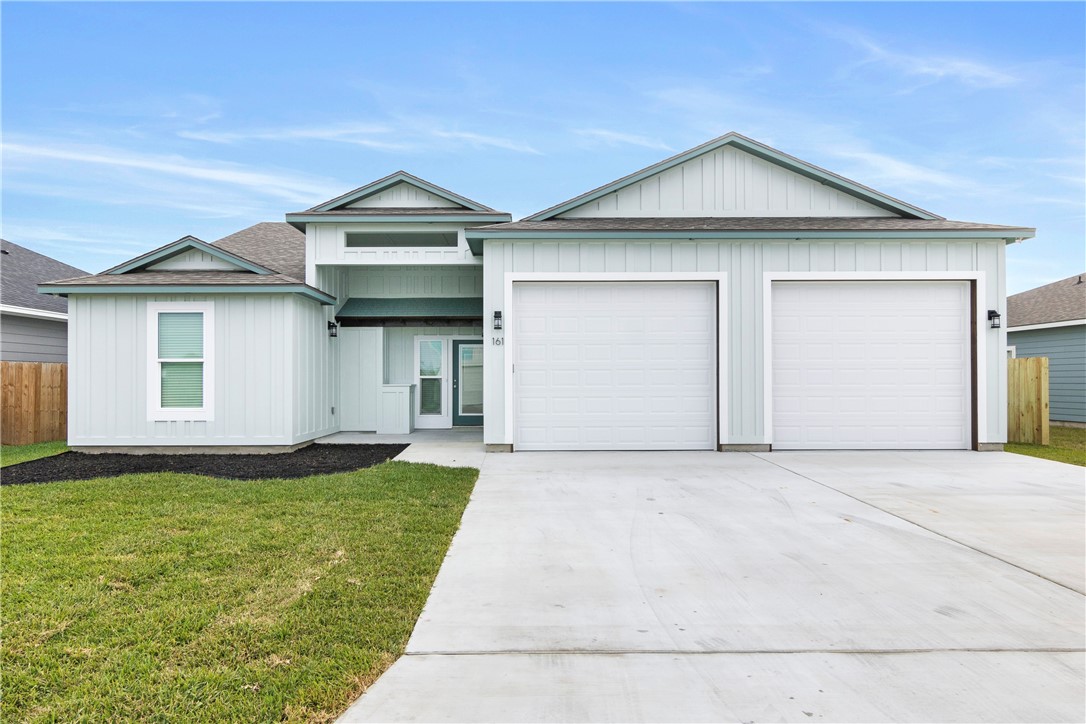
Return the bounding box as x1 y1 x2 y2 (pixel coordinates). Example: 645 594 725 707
146 301 215 422
502 271 729 447
0 303 67 321
762 271 988 447
1007 319 1085 333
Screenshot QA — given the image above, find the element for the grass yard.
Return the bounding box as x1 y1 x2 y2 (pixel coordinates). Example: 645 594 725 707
1006 425 1086 467
1 461 477 722
1 440 68 467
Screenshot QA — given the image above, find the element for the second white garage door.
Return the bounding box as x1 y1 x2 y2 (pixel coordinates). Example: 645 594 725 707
772 281 972 450
513 282 716 451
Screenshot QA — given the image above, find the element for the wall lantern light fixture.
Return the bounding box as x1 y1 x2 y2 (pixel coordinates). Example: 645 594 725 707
493 311 503 330
987 310 1001 329
328 320 339 338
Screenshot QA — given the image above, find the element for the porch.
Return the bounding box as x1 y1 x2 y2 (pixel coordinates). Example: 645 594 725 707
315 427 485 468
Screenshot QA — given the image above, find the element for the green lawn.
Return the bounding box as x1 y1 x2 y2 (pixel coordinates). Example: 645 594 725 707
1 440 68 467
1006 425 1086 467
1 462 477 722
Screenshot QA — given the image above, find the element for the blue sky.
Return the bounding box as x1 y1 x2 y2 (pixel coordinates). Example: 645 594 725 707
2 2 1083 292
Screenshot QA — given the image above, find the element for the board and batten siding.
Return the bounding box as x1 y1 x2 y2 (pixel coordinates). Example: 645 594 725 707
67 293 333 447
146 249 242 271
346 182 461 208
1 314 69 363
1009 324 1086 424
560 145 895 218
482 238 1007 446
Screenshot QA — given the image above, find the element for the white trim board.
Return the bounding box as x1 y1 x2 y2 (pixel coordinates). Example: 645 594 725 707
1 304 67 321
1007 319 1085 333
501 272 728 448
762 271 988 447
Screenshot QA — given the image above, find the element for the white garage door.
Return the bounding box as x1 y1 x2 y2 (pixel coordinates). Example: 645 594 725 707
513 282 716 451
772 281 971 450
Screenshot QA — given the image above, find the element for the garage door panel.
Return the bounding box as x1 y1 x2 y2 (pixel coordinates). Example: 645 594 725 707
514 281 716 451
772 281 970 450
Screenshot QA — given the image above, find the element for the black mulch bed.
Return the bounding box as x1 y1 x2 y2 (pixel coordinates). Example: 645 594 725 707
0 444 409 486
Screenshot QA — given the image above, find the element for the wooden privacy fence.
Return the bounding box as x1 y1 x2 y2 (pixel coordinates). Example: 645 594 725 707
1 362 68 445
1007 357 1049 445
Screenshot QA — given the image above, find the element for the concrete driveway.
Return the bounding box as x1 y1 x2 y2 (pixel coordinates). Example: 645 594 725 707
341 451 1085 723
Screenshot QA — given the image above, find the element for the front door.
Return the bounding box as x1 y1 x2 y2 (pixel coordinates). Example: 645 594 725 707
453 340 483 426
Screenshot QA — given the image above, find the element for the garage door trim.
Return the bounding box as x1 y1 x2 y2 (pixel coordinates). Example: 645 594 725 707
762 271 988 448
503 272 729 448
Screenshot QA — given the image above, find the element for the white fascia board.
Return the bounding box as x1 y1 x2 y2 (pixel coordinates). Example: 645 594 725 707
0 304 67 321
1007 319 1085 332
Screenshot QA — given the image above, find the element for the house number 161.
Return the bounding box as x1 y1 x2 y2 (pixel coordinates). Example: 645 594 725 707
492 337 503 346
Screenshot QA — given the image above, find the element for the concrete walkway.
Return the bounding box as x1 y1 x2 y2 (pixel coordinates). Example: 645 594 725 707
341 451 1086 723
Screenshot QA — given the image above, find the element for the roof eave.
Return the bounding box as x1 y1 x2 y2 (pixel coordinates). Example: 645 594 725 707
38 283 336 305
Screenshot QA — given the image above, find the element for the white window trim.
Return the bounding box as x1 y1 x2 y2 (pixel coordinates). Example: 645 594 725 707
762 271 987 447
1007 346 1017 359
146 301 215 421
501 272 728 447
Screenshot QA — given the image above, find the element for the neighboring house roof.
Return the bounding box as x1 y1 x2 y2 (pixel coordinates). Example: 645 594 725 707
39 224 334 305
524 132 944 221
1008 273 1086 328
1 238 87 315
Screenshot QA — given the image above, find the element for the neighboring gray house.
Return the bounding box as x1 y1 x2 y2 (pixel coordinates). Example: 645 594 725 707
1008 273 1086 425
1 239 87 363
40 133 1035 452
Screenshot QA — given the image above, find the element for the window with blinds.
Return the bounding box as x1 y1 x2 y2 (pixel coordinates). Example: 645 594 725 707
158 312 205 408
147 302 213 421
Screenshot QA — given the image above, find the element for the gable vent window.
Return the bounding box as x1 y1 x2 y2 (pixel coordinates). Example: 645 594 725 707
344 231 458 248
147 302 214 421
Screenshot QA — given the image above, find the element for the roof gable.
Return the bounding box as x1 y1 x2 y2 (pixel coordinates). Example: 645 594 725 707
527 132 942 221
104 236 275 276
306 171 498 212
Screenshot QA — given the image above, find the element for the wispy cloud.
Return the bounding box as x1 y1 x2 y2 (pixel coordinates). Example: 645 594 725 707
2 140 340 206
573 129 673 152
825 148 970 190
425 129 540 154
838 33 1018 89
178 120 540 155
179 123 411 151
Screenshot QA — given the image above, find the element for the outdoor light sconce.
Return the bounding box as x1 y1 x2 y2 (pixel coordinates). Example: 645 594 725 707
327 320 339 338
493 311 503 330
988 310 1001 329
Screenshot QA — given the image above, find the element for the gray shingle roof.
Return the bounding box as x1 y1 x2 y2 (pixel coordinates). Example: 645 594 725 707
1 239 87 313
1008 273 1086 327
43 271 308 287
213 222 306 281
470 217 1035 233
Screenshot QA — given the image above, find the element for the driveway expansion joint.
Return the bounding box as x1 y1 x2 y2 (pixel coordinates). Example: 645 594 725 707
751 452 1086 597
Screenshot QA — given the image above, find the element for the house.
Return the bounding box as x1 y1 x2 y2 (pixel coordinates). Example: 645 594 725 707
1 239 87 363
39 133 1035 452
1007 274 1086 425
